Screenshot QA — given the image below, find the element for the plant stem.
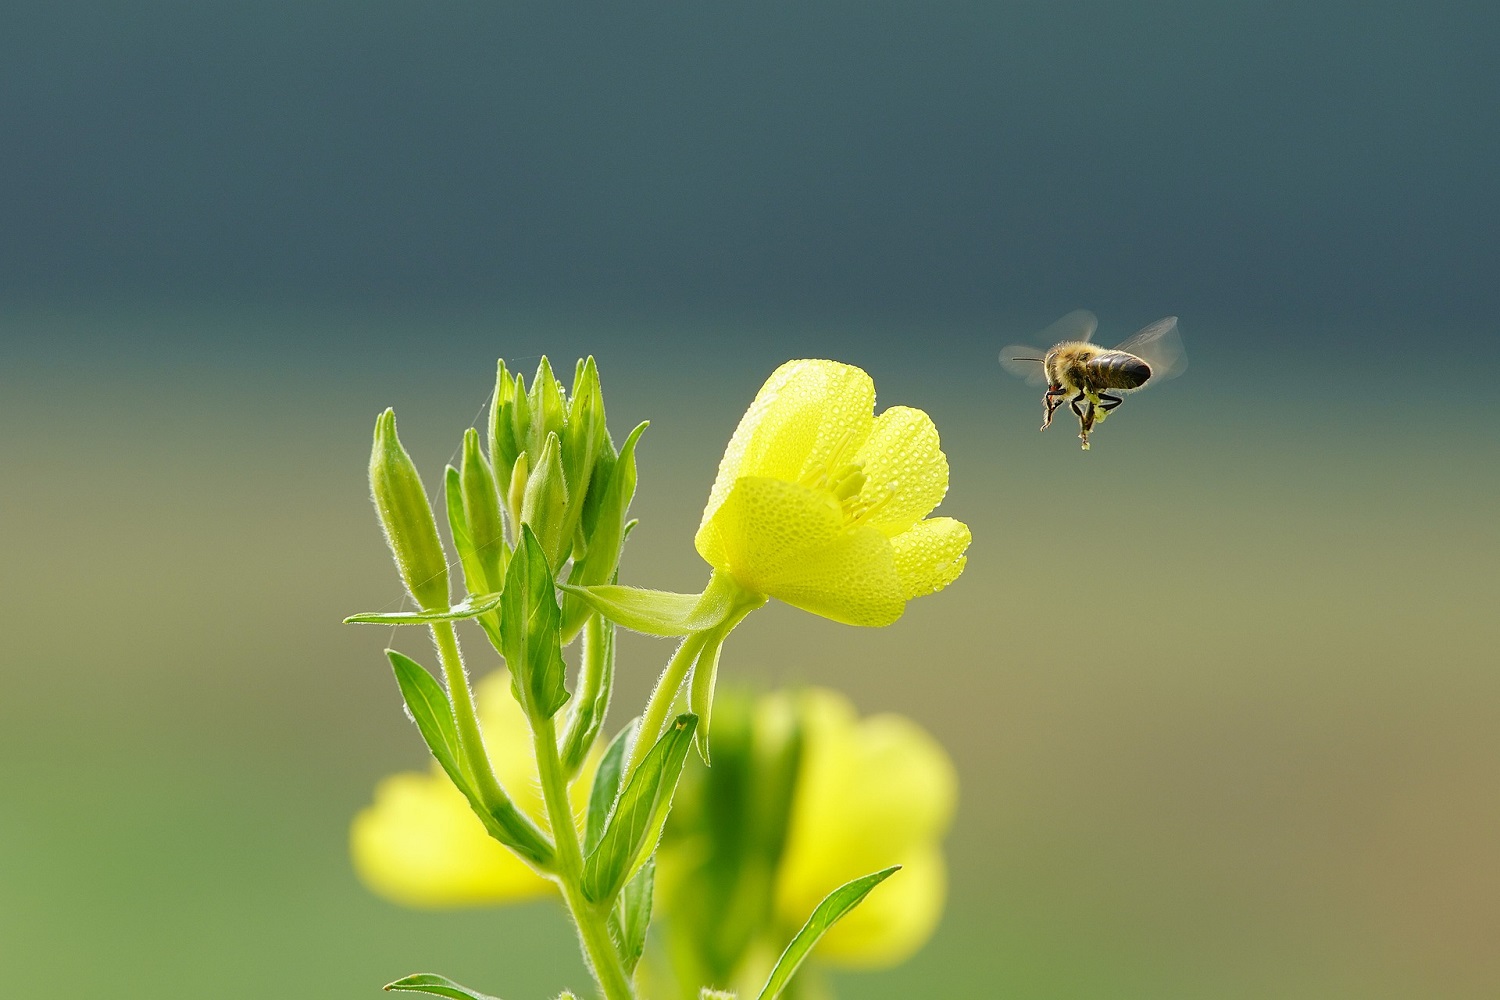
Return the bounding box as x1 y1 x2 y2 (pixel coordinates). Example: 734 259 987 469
430 622 543 837
626 630 708 778
532 714 637 1000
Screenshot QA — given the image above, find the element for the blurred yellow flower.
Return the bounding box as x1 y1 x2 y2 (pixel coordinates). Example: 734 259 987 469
768 688 958 967
695 360 970 627
350 670 594 907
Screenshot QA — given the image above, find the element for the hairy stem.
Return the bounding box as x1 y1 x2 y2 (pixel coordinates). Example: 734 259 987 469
532 714 637 1000
430 621 550 853
626 630 709 779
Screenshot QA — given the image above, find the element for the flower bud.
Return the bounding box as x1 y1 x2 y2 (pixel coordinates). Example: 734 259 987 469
520 431 570 568
560 356 607 543
368 408 449 611
506 450 529 532
487 359 522 497
529 357 568 455
460 427 508 591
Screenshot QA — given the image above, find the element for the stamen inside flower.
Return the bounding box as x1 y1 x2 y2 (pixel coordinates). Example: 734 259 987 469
799 445 895 527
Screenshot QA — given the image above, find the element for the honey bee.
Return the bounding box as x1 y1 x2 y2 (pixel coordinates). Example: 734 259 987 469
1000 310 1186 450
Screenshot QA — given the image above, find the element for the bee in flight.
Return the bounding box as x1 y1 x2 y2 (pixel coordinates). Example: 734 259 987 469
1000 310 1186 450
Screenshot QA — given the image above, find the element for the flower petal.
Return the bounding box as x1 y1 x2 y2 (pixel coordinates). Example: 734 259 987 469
350 770 554 907
697 476 905 626
891 516 970 599
699 361 875 534
853 405 949 533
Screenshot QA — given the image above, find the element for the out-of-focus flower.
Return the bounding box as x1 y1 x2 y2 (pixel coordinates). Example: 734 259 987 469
694 360 970 627
769 688 957 967
651 686 958 997
351 670 594 907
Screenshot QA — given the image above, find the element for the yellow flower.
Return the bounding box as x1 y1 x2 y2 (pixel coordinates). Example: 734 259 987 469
350 670 595 907
695 360 970 626
769 688 957 967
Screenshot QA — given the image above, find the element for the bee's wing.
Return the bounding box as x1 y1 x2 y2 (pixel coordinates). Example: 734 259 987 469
999 345 1049 385
1113 316 1186 382
1037 308 1098 345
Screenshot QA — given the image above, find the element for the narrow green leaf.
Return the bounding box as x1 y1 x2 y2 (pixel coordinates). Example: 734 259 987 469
384 972 504 1000
499 526 570 720
687 597 761 762
613 854 654 973
386 650 469 790
582 714 697 903
586 719 636 855
387 651 552 867
755 867 901 1000
345 591 503 625
688 630 727 764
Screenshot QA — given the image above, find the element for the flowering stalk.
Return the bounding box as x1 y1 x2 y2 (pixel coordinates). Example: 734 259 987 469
348 356 968 1000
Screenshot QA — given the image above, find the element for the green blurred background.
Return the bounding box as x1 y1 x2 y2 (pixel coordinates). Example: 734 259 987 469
3 2 1499 997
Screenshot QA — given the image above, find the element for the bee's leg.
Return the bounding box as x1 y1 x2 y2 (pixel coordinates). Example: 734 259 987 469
1097 392 1123 412
1070 394 1092 450
1042 386 1066 430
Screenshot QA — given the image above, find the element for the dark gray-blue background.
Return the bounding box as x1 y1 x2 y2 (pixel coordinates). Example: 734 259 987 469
3 1 1496 342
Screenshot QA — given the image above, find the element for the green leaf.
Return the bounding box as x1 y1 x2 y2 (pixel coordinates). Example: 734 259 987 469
583 714 697 903
686 597 761 762
688 630 727 763
386 651 552 867
754 867 901 1000
499 526 570 720
384 972 504 1000
386 650 468 791
616 854 655 973
586 719 636 855
344 591 503 625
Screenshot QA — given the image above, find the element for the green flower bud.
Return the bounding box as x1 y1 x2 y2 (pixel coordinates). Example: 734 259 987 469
487 359 522 497
443 464 489 596
510 371 532 472
460 427 508 591
521 431 570 568
529 357 568 455
561 420 646 641
368 408 449 611
506 450 529 534
560 355 606 543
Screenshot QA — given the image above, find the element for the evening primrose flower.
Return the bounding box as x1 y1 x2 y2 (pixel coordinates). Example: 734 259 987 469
769 687 957 967
695 360 970 627
351 670 596 907
648 685 957 996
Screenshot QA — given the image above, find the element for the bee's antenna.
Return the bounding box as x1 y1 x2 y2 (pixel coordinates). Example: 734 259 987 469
1010 357 1044 362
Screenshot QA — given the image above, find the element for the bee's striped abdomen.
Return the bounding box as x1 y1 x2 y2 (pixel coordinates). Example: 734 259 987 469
1086 351 1151 391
